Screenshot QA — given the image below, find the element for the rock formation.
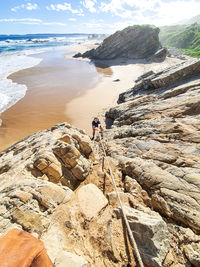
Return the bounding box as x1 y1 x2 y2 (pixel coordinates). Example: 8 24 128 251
74 25 166 61
104 58 200 266
1 57 200 266
0 123 137 266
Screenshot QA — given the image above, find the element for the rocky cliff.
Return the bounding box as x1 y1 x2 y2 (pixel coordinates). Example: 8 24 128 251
0 58 200 266
105 58 200 266
75 25 167 61
0 123 138 266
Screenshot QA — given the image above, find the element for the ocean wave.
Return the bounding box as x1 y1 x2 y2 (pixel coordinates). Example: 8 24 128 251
0 51 43 125
0 34 95 126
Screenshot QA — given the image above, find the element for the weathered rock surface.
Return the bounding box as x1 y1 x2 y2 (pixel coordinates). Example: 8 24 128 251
0 123 140 266
115 206 170 267
1 55 200 266
103 56 200 266
0 178 73 237
43 183 136 266
54 251 88 267
0 123 93 190
0 123 97 265
76 25 163 60
117 58 200 103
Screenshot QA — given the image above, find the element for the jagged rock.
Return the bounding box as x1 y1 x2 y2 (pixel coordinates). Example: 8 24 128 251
73 52 82 58
54 251 88 267
124 176 151 206
0 123 93 190
0 179 73 236
119 156 200 232
148 48 168 62
101 57 200 265
115 206 170 267
78 25 162 60
41 183 137 266
183 243 200 266
135 70 155 83
117 58 200 103
104 58 200 236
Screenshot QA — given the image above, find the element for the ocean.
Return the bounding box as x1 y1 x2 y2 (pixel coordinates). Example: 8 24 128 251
0 33 101 125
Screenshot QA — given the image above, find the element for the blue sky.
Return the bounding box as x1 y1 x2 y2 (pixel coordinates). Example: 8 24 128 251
1 0 200 34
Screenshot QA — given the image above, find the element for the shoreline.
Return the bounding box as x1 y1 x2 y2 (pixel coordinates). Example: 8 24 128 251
65 46 183 134
0 46 101 152
0 43 183 152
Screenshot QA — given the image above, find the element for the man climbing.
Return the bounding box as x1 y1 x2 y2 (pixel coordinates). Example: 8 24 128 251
91 117 103 141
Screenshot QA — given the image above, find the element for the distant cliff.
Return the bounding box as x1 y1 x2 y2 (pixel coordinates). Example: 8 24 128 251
75 25 167 61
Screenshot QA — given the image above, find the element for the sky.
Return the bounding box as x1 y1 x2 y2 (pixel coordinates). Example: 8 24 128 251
1 0 200 34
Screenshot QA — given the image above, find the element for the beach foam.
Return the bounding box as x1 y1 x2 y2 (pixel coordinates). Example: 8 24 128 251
0 51 42 125
0 34 98 126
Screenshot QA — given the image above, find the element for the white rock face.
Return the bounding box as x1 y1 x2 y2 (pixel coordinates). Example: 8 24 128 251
55 251 88 267
77 184 108 220
118 206 170 267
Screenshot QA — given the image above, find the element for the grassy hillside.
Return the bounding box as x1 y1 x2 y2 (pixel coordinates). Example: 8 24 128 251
179 14 200 25
159 23 200 57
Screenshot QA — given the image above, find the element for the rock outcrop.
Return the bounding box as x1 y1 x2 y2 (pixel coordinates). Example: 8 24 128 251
118 58 200 103
0 123 93 190
103 57 200 266
75 25 165 60
1 56 200 266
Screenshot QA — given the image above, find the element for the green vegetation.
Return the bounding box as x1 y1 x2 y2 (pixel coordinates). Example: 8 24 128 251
159 23 200 57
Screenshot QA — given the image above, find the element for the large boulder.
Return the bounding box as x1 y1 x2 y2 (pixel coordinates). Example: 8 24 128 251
115 206 170 267
77 25 162 60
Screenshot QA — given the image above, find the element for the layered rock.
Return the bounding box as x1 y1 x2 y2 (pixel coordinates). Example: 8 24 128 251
75 25 165 60
1 56 200 266
103 56 200 266
0 123 96 265
0 122 149 266
0 123 93 190
118 58 200 103
115 206 170 267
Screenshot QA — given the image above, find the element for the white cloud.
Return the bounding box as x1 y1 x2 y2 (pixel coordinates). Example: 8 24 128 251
69 18 77 21
99 0 200 26
0 18 67 27
11 3 39 12
43 22 67 26
82 20 134 33
81 0 97 13
46 2 84 16
0 18 42 23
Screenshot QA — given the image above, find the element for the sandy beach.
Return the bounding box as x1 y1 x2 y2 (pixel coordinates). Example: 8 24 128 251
0 43 182 152
65 45 183 133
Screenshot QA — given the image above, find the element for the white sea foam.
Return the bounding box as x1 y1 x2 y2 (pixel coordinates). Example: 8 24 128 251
0 35 91 126
0 50 43 125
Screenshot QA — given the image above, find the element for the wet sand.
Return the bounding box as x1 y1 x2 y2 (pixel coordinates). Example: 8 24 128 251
65 46 183 134
0 48 101 151
0 44 183 152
